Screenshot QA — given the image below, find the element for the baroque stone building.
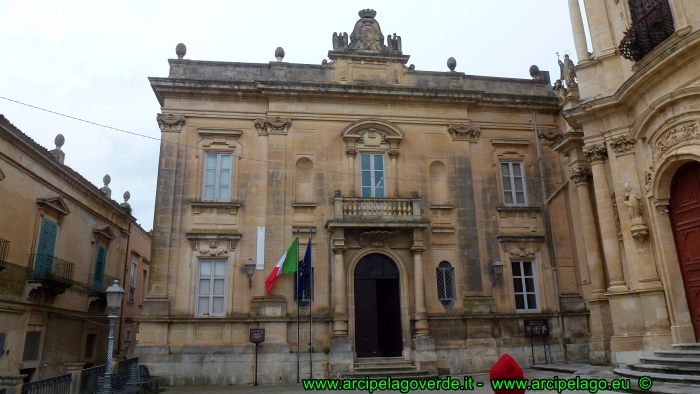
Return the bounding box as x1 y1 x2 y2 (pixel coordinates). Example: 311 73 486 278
0 115 149 383
138 10 592 385
556 0 700 375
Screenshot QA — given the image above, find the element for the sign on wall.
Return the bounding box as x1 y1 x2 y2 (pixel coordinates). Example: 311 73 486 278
250 329 265 344
524 319 549 337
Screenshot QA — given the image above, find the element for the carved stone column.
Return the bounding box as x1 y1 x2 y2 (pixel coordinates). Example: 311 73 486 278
346 148 357 197
332 239 348 337
567 0 590 62
570 166 606 296
411 241 429 337
389 149 399 197
584 144 628 293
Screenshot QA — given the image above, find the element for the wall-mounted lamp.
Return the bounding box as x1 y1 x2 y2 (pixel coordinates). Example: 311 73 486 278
245 259 256 289
491 259 504 285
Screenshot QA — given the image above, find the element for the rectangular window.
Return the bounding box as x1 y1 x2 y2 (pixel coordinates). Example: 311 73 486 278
197 260 227 316
128 258 137 304
360 153 385 197
500 162 527 205
35 218 58 277
512 260 538 311
22 332 41 361
203 152 233 202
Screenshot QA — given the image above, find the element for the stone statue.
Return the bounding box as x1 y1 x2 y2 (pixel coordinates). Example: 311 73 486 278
623 183 642 221
558 54 577 88
348 9 385 52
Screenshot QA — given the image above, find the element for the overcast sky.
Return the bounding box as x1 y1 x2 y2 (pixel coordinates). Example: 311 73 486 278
0 1 589 231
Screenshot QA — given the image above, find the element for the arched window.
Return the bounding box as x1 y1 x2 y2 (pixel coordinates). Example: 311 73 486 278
436 261 455 307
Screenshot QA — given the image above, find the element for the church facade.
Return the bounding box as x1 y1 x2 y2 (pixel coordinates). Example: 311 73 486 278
138 9 592 385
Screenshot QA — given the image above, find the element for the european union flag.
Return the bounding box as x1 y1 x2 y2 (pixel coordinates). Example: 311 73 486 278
297 237 312 300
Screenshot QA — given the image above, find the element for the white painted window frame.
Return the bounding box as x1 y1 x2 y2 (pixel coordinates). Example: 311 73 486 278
360 152 386 198
511 259 539 312
196 259 228 317
500 161 527 206
202 151 233 202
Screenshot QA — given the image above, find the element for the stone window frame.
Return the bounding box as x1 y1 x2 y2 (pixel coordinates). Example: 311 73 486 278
195 258 228 317
511 259 540 312
201 151 234 202
359 151 387 198
436 261 456 308
499 161 528 206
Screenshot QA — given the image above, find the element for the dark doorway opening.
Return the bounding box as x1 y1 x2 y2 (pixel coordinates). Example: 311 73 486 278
354 253 402 357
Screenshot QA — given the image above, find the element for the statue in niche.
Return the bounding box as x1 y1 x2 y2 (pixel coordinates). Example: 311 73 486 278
623 183 642 221
348 9 385 52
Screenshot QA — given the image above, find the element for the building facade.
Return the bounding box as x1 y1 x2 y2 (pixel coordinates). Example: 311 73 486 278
555 0 700 369
138 10 594 385
0 115 147 381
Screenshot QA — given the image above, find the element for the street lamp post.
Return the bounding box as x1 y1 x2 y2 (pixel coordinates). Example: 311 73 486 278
103 280 125 394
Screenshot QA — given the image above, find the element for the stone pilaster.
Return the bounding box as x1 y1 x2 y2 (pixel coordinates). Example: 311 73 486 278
332 230 348 337
346 148 357 197
411 236 429 337
583 144 628 293
567 0 590 62
389 149 399 197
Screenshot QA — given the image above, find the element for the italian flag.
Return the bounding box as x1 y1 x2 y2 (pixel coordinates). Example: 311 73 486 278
265 238 299 295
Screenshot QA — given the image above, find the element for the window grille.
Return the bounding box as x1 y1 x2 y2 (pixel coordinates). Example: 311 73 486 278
436 261 455 307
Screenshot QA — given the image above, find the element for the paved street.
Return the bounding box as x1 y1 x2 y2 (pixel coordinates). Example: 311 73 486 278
162 366 643 394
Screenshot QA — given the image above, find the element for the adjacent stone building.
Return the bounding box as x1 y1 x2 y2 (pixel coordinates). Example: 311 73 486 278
138 10 592 385
0 115 149 381
555 0 700 372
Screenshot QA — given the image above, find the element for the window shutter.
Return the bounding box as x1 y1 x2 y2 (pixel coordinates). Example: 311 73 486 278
35 218 58 277
93 244 107 290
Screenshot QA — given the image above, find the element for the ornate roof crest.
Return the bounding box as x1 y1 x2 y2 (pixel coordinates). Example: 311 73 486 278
331 10 403 56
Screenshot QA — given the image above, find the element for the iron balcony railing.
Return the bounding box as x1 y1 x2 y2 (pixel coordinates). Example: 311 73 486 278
118 357 138 381
619 0 675 61
26 254 75 284
79 364 106 394
333 195 422 220
21 373 71 394
88 274 118 295
0 238 8 272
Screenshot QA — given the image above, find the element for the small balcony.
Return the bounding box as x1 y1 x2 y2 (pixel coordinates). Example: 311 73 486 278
25 254 74 299
328 192 429 229
619 0 675 62
0 238 8 272
88 273 119 295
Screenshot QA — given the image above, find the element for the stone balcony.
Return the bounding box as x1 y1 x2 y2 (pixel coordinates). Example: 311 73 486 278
326 191 430 229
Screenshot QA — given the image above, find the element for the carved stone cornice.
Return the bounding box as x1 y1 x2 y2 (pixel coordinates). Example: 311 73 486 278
357 128 388 144
537 128 563 146
502 241 540 258
157 114 186 132
388 149 400 159
254 116 291 135
582 143 608 164
609 135 636 155
448 123 481 142
186 231 242 256
569 166 591 185
345 148 357 158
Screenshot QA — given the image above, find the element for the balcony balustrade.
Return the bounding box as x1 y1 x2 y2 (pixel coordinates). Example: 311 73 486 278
88 273 119 295
26 254 75 284
619 0 675 61
332 192 423 222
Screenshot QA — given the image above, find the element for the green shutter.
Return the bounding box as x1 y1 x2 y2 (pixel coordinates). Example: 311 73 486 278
35 218 58 277
92 244 107 291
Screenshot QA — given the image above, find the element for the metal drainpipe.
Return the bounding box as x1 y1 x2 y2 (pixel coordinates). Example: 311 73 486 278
532 110 566 360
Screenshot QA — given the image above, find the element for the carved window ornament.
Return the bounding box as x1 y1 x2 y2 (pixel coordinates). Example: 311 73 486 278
358 231 396 248
254 116 292 136
502 241 540 258
36 197 71 224
582 143 608 164
448 123 481 142
157 114 186 132
537 128 563 146
92 225 116 245
186 232 242 257
610 135 636 155
198 128 242 149
341 118 405 152
651 120 700 162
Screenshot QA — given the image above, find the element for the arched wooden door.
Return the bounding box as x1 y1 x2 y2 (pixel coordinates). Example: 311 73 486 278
670 161 700 341
354 253 402 357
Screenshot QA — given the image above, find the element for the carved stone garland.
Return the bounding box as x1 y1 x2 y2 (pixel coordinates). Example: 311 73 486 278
653 120 700 161
356 128 388 144
254 116 292 135
157 114 186 132
358 231 397 248
448 124 481 142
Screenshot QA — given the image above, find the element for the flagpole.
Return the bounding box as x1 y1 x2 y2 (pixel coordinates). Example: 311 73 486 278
309 229 313 380
296 228 300 383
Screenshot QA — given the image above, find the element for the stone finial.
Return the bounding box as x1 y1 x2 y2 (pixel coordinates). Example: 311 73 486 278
447 57 457 72
123 191 131 202
176 43 186 59
529 65 540 79
275 47 285 62
50 134 66 164
121 191 132 213
100 174 112 199
322 59 328 65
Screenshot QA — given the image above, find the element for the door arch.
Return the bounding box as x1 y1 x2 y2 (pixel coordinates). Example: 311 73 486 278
353 253 402 357
670 161 700 341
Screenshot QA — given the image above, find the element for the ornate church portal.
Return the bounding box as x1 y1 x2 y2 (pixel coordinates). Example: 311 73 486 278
670 162 700 341
354 253 402 357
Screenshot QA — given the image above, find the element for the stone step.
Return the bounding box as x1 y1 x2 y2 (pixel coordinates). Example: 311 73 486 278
671 343 700 351
639 356 700 366
355 357 411 364
345 369 429 378
629 363 700 375
654 349 700 358
342 372 439 381
353 365 417 372
614 368 700 385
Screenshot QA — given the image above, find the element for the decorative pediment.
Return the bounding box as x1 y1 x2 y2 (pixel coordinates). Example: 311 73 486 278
186 231 242 257
341 119 404 150
358 231 396 248
448 123 481 142
92 225 116 244
198 128 242 149
36 197 71 223
157 114 186 132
